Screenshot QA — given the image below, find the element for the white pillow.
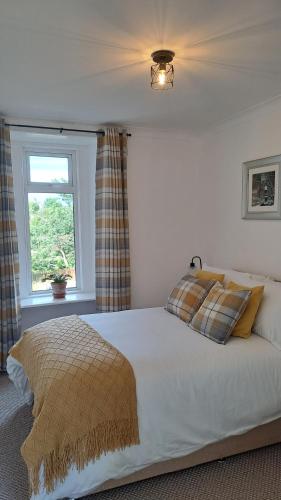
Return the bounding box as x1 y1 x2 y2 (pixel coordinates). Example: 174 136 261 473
202 264 275 285
203 265 281 350
251 280 281 350
232 268 274 282
202 264 250 284
247 273 274 283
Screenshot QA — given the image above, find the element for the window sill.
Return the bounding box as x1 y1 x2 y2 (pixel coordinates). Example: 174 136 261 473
20 292 95 309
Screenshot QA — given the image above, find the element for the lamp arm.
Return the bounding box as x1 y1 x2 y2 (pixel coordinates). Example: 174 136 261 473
190 256 202 270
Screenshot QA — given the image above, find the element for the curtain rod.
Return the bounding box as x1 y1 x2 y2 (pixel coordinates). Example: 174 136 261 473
5 123 132 137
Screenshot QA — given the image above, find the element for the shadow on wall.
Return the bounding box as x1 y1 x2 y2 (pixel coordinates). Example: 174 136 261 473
21 300 96 331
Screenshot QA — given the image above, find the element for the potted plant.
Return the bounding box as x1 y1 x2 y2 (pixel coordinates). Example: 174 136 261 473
42 272 71 299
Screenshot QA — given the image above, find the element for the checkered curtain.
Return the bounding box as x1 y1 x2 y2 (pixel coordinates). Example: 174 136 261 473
95 128 131 312
0 118 21 371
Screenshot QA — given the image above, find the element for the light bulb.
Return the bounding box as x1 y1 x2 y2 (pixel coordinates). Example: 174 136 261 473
158 70 166 86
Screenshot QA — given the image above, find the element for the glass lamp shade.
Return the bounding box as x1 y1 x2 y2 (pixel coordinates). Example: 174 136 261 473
151 63 174 90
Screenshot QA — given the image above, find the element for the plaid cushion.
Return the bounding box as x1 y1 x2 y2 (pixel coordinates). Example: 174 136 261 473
190 283 251 344
165 274 216 323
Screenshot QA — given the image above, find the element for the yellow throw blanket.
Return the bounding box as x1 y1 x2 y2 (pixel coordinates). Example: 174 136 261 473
10 315 139 495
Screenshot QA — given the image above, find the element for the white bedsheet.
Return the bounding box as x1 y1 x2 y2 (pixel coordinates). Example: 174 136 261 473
7 307 281 500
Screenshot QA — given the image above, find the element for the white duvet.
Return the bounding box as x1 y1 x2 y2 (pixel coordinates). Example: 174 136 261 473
7 307 281 500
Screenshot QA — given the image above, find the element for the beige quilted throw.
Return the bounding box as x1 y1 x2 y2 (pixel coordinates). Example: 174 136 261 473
10 315 139 494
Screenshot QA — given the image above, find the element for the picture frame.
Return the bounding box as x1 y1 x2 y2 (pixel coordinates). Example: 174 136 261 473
242 154 281 220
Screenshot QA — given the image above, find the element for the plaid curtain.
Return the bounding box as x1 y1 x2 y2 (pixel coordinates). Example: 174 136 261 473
0 118 21 371
95 128 131 312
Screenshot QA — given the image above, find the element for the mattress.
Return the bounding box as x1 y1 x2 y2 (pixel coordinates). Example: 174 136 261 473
7 307 281 500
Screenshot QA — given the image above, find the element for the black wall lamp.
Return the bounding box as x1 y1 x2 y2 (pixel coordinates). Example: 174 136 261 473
189 256 202 270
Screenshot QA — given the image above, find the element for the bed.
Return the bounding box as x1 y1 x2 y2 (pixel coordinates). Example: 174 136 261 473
7 306 281 500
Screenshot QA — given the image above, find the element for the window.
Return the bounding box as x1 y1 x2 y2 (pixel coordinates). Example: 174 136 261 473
26 153 77 292
11 133 96 299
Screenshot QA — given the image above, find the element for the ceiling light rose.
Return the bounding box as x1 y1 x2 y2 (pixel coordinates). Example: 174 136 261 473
151 50 175 90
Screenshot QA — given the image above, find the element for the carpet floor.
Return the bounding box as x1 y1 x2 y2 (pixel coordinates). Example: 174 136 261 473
1 374 281 500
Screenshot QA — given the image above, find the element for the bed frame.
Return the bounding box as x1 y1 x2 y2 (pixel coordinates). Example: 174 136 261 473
93 416 281 494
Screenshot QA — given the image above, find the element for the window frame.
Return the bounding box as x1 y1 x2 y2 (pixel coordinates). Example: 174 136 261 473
23 149 81 295
11 135 96 301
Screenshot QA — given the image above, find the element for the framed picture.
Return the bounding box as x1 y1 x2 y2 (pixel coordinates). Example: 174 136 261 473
242 154 281 219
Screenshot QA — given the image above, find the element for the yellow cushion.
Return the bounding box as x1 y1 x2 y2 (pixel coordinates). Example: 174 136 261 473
227 281 264 338
195 270 225 283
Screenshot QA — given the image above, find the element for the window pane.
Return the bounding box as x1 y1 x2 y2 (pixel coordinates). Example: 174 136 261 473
28 193 76 291
29 156 69 183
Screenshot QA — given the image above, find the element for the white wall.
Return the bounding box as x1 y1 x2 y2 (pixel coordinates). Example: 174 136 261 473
128 101 281 307
12 125 204 321
128 129 205 308
199 98 281 279
13 100 281 318
21 301 96 330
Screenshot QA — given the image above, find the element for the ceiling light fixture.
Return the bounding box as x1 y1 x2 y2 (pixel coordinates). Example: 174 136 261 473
151 49 175 90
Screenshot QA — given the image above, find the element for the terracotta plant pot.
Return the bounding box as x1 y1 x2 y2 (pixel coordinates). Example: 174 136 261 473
51 282 67 299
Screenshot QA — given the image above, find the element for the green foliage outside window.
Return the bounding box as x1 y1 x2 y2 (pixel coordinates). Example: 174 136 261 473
29 193 76 288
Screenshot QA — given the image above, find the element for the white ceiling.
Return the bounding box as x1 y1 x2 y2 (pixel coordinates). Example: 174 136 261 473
1 0 281 133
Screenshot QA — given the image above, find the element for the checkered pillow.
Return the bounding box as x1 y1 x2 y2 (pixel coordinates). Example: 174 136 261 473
190 283 251 344
165 274 216 323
